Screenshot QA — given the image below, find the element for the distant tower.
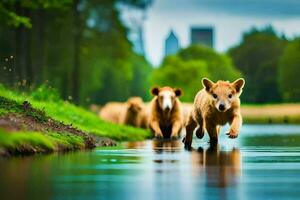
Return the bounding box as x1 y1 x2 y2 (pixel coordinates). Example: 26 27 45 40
132 25 145 55
165 30 180 56
190 27 214 48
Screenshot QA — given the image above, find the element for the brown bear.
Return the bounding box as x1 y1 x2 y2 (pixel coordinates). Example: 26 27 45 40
99 102 124 124
138 102 151 129
181 102 193 125
149 86 183 139
122 97 144 127
184 78 245 147
99 97 144 127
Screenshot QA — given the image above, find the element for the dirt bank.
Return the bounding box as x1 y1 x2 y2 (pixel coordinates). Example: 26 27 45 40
0 100 116 157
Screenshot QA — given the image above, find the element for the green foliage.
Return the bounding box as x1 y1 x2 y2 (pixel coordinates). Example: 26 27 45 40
0 84 151 141
178 45 241 80
128 54 152 101
0 0 72 28
278 38 300 102
0 0 152 105
243 115 300 124
48 132 84 150
0 129 88 153
0 129 55 152
229 26 287 103
152 56 209 101
0 96 48 122
152 45 241 101
30 83 61 102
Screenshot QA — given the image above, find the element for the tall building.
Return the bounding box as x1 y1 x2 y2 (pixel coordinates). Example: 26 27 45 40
190 27 214 48
132 25 145 56
165 30 180 56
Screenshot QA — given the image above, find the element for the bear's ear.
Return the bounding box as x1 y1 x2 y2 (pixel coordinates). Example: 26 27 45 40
174 88 182 97
202 78 214 91
127 100 134 107
151 87 159 96
232 78 245 93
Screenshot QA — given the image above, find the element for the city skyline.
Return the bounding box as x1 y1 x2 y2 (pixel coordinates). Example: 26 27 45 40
191 26 214 48
143 0 300 66
164 30 180 56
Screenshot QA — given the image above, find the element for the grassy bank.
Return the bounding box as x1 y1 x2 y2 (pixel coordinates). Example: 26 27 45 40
0 85 151 156
0 129 85 155
183 102 300 124
242 104 300 124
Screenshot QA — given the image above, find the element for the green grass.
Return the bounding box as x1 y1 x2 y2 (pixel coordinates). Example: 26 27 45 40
96 144 124 150
0 129 88 153
243 116 300 124
47 132 85 150
241 104 300 124
0 129 55 152
0 84 151 141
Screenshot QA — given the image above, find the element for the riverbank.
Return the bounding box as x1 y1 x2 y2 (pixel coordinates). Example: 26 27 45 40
182 103 300 124
242 104 300 124
0 85 151 157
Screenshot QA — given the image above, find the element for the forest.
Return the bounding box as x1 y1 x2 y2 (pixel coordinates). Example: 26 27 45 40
0 1 299 105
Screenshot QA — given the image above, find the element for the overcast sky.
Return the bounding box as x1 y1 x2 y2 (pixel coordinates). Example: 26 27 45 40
143 0 300 66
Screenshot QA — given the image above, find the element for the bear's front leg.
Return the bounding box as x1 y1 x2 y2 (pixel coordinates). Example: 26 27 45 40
195 114 204 139
150 120 163 138
183 115 197 148
226 114 242 139
170 120 182 139
206 123 218 144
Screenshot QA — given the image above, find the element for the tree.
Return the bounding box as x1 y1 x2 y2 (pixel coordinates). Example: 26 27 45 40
178 45 241 81
228 26 287 103
128 54 152 101
0 0 153 105
152 45 241 102
278 38 300 102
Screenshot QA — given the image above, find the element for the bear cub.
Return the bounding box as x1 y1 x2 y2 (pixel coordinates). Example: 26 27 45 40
184 78 245 147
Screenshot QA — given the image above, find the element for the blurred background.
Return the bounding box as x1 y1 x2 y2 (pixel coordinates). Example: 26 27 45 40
1 2 300 199
0 0 299 105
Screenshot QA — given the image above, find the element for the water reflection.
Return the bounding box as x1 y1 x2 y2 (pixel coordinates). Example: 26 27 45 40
152 139 181 152
191 145 241 188
1 125 300 200
0 155 53 200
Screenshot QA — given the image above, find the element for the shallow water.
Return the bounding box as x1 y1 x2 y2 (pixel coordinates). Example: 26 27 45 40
1 125 300 200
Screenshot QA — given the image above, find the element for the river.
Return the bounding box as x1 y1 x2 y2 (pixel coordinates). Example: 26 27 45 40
1 124 300 200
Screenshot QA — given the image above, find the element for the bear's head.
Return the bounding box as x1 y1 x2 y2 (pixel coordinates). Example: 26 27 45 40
127 97 143 113
202 78 245 112
151 86 182 112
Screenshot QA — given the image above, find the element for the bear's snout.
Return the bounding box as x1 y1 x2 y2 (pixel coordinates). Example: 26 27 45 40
218 103 226 111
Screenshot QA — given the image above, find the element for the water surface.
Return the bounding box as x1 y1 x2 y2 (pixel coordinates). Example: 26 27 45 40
1 124 300 200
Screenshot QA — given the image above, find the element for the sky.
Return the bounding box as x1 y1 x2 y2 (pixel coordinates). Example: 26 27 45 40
142 0 300 66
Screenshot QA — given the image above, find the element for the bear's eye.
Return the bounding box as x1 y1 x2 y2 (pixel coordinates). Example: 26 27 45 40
228 94 232 98
212 93 218 99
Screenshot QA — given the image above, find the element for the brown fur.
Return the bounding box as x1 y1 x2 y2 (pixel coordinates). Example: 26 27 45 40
138 102 151 129
99 97 145 127
149 86 183 139
184 78 245 147
191 145 241 187
181 103 193 125
122 97 144 127
99 102 124 124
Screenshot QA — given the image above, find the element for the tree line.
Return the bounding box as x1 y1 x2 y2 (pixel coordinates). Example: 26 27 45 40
153 26 300 103
0 0 152 105
0 1 299 104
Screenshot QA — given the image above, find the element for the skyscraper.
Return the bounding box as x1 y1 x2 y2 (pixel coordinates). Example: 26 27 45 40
132 25 145 56
190 27 214 48
165 30 180 56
